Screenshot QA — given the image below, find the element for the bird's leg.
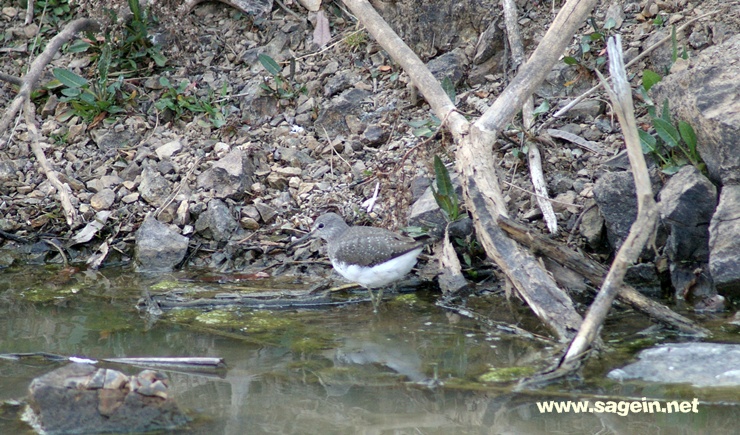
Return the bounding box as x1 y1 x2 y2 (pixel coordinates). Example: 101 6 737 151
368 288 380 313
369 284 395 313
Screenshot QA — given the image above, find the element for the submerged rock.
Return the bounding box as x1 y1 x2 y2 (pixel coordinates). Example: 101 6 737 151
25 363 188 434
608 343 740 388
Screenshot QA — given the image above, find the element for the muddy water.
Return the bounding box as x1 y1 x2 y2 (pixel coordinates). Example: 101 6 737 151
0 265 736 434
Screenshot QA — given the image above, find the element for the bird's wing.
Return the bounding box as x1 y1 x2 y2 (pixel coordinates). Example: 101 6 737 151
331 227 422 267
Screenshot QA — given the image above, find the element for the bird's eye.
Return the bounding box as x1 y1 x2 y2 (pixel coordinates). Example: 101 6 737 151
317 223 324 229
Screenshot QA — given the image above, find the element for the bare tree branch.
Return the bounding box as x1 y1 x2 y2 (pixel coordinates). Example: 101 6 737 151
559 35 660 370
343 0 600 340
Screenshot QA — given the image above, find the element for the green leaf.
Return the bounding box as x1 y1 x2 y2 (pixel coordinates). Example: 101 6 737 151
128 0 143 22
660 98 671 123
433 155 453 197
642 69 662 91
149 48 167 67
661 165 681 175
441 76 456 102
653 118 680 148
97 43 112 82
532 100 550 118
209 112 227 128
678 120 697 154
638 129 657 154
53 68 88 88
258 53 282 76
604 17 617 30
580 42 590 54
67 39 90 53
563 56 579 65
406 119 428 128
159 76 170 87
432 155 459 221
412 126 433 138
60 88 81 98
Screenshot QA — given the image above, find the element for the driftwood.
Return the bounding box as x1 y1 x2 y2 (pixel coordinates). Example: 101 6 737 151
502 0 557 235
0 352 226 373
343 0 602 341
510 36 664 387
498 215 709 336
556 36 660 368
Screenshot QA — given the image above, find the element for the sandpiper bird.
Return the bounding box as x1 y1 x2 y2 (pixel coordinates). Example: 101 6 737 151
294 213 423 308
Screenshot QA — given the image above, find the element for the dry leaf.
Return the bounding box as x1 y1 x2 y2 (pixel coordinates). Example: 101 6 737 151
313 10 331 48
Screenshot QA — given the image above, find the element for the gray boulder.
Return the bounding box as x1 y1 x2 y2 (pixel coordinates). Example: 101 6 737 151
135 216 189 272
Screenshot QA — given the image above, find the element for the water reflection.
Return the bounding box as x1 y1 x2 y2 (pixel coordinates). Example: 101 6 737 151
0 266 737 434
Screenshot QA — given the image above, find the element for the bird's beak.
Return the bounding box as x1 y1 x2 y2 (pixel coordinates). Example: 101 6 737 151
286 229 314 249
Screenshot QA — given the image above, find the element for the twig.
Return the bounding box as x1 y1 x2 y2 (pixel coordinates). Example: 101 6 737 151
25 0 34 24
500 180 583 209
25 99 79 227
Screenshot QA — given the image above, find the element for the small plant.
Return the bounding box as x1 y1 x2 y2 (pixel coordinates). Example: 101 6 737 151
638 99 703 175
637 53 703 175
75 0 166 77
563 17 617 72
258 54 306 100
431 155 461 222
52 43 126 123
344 30 367 52
34 0 75 28
155 77 228 128
407 115 441 138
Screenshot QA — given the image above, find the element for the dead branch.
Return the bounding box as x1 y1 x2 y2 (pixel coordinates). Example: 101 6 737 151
437 226 469 294
24 99 79 226
557 35 660 373
0 18 100 134
498 215 709 336
344 0 599 340
0 18 98 226
502 0 557 234
25 0 34 25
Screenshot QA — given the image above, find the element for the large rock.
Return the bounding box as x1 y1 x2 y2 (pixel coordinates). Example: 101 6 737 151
427 48 467 87
372 0 497 61
196 149 255 200
27 363 188 434
658 165 717 299
651 34 740 185
135 216 189 272
593 171 638 251
314 88 371 138
138 165 171 207
709 185 740 299
194 199 239 242
608 343 740 387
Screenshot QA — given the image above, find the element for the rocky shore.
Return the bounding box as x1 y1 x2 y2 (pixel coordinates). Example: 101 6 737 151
1 0 738 308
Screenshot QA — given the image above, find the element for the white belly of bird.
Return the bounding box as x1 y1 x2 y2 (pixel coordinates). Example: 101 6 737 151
331 247 423 288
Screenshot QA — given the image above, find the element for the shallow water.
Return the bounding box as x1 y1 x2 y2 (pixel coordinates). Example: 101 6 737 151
0 265 737 434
